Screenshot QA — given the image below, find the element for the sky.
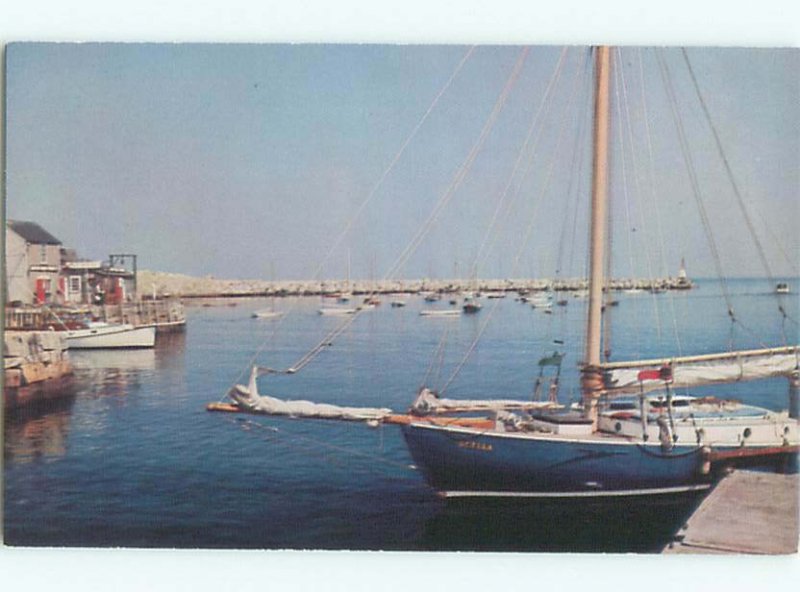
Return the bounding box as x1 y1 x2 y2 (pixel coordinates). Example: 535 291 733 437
5 43 798 281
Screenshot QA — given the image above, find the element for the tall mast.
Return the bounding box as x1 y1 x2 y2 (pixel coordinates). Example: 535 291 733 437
582 46 612 423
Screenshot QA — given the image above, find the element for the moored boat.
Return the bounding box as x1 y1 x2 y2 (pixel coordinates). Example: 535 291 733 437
318 307 357 316
420 309 461 317
64 322 156 349
252 309 283 320
401 46 799 499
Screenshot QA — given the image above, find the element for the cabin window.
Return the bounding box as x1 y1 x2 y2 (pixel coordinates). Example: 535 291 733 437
609 401 636 410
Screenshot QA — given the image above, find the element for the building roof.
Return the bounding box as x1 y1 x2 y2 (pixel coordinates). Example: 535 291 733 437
7 220 62 245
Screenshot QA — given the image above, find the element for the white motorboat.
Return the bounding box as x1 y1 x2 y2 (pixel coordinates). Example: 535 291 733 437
64 322 156 349
318 307 357 316
252 309 284 320
419 309 461 317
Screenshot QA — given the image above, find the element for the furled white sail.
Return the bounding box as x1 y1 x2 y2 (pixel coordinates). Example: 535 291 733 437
411 388 561 415
228 366 392 421
600 346 799 395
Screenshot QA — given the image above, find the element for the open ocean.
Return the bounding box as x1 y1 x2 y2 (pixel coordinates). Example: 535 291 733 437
4 278 798 551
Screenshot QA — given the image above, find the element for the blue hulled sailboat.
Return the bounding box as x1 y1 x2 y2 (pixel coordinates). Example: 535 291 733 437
400 47 799 498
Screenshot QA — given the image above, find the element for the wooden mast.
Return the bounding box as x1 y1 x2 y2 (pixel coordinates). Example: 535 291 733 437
581 46 612 424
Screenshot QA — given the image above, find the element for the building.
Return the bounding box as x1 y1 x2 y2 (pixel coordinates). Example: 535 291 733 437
5 220 139 307
5 220 63 305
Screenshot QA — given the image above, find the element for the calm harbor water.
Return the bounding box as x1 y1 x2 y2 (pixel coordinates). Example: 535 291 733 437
4 278 798 551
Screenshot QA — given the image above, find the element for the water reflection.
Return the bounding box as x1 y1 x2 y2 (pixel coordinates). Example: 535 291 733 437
5 331 187 465
4 396 77 464
419 493 704 552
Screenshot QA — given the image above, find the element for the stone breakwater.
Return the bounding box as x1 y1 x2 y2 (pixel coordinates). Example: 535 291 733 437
138 270 691 299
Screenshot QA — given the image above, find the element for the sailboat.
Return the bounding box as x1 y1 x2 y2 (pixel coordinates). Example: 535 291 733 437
253 262 284 319
400 47 799 498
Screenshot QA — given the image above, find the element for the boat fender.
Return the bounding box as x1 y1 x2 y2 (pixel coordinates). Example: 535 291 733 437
700 446 712 475
657 416 674 452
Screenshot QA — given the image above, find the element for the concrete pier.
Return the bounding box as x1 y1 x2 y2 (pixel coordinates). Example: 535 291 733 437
664 470 799 554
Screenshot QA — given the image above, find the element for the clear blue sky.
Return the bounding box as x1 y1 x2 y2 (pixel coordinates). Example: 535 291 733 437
6 44 798 281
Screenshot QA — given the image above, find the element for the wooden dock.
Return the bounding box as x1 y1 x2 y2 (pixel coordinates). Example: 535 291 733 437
664 470 799 554
5 299 186 333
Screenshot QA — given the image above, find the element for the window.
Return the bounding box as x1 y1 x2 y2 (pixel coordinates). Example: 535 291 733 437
69 275 81 295
40 244 47 263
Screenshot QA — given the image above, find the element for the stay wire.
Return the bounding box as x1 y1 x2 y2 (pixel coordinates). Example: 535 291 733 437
290 46 529 379
637 48 685 356
656 50 739 349
473 47 570 273
219 47 477 398
384 47 531 282
232 417 417 476
440 48 591 394
681 48 794 344
615 48 663 342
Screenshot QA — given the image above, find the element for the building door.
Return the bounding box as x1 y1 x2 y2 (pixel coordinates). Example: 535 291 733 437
35 277 49 304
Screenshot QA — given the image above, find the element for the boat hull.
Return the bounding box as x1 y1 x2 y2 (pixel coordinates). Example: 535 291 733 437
65 325 156 349
402 423 713 497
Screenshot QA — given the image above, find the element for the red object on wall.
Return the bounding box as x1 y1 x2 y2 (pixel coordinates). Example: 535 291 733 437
106 277 124 305
35 278 48 304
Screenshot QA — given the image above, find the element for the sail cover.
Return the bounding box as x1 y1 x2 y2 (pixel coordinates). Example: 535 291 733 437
411 388 561 415
228 366 392 421
600 346 799 395
230 384 393 421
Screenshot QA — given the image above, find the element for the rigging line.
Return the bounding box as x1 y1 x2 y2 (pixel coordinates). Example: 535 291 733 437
311 45 476 285
292 51 566 377
611 53 646 354
557 60 593 342
681 48 792 341
472 47 571 273
421 325 450 389
220 48 477 392
440 48 590 394
290 47 529 377
616 48 663 342
480 48 590 276
289 310 362 372
433 326 450 392
603 145 614 362
234 417 416 474
383 47 531 282
753 206 800 277
657 51 737 331
749 209 800 329
477 51 571 275
565 82 592 287
554 49 593 278
572 49 602 358
635 48 683 354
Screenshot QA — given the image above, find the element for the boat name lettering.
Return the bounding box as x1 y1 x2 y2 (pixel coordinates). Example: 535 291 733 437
457 440 492 452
